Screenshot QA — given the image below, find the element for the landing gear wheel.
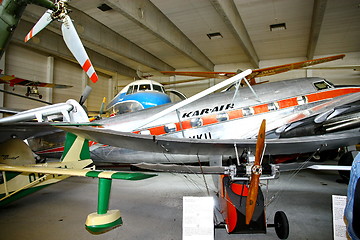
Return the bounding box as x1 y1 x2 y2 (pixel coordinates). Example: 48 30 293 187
338 151 354 183
274 211 289 239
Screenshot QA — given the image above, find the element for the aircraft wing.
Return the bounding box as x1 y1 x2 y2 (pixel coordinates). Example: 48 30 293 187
58 125 360 156
0 165 156 180
160 54 345 84
0 73 72 88
0 122 61 143
0 107 21 114
249 54 345 79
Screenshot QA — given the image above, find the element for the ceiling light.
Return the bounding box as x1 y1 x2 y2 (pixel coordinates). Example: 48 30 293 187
270 23 286 31
98 4 112 12
207 32 223 40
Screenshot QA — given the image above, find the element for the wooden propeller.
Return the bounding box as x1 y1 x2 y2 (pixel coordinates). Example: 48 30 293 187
245 119 266 225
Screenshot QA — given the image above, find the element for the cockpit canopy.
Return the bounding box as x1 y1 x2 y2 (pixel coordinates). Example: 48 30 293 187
124 80 166 95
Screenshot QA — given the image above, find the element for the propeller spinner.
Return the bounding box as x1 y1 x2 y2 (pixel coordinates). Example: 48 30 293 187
24 0 98 83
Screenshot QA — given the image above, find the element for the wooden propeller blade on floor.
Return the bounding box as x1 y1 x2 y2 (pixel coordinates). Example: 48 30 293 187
245 119 266 225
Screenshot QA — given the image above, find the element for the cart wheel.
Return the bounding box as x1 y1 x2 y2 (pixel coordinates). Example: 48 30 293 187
274 211 289 239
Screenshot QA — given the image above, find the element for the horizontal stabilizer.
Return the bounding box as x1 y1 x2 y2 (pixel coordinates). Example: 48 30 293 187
277 162 319 172
0 165 156 180
308 165 351 171
133 162 227 174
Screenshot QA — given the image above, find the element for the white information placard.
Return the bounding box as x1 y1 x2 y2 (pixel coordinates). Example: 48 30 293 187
183 196 214 240
332 195 348 240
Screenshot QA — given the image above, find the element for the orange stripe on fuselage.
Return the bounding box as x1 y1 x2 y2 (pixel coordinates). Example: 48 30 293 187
306 88 359 103
135 88 360 136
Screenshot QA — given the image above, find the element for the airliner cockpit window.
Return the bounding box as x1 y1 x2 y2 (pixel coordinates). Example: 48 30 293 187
153 84 163 93
133 85 139 93
139 84 151 91
126 85 134 95
313 80 333 91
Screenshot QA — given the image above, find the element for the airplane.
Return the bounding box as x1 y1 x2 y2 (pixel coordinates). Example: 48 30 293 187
160 54 346 85
107 79 188 115
107 79 172 115
47 69 359 160
25 54 351 165
0 0 98 83
107 55 346 116
0 1 357 235
1 68 359 237
0 69 72 99
0 99 156 234
0 103 288 237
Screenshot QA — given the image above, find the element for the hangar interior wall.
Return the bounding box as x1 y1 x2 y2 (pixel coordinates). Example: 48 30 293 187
2 44 115 114
1 43 359 112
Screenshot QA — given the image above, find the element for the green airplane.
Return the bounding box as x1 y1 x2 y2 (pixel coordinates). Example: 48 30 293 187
0 99 156 234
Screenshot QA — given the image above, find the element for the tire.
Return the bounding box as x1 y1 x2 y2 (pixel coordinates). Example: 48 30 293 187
274 211 289 239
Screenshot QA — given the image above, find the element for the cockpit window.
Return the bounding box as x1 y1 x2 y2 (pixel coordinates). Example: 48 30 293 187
126 82 165 95
139 84 151 91
313 80 333 91
126 85 134 95
153 84 164 93
133 85 138 92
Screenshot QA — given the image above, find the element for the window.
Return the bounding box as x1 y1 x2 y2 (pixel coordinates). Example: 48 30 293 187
140 130 151 135
164 123 177 133
139 84 151 91
153 84 164 93
242 107 253 116
268 102 279 111
313 80 333 91
296 96 308 105
190 118 203 127
126 85 134 95
216 113 229 122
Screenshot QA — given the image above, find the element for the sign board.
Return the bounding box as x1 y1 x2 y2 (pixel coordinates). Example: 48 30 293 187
183 196 214 240
332 195 348 240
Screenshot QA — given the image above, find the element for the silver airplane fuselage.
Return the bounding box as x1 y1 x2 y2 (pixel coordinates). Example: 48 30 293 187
28 76 360 163
97 77 360 140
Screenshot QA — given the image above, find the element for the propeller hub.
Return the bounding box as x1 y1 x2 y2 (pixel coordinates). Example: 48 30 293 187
52 0 70 21
251 164 262 175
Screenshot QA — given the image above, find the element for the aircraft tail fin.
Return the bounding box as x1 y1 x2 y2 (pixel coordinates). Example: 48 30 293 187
60 132 91 163
0 138 36 165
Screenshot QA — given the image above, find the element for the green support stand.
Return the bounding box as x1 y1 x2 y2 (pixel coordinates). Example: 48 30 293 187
85 178 123 234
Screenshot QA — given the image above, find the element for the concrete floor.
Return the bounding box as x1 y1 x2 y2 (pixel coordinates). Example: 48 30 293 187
0 169 347 240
